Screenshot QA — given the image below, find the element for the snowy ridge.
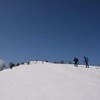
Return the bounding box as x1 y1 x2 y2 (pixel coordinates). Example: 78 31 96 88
0 62 100 100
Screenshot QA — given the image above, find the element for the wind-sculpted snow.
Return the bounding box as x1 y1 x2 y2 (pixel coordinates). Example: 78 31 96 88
0 62 100 100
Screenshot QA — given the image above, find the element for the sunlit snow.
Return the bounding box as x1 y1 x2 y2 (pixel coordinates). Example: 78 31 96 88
0 61 100 100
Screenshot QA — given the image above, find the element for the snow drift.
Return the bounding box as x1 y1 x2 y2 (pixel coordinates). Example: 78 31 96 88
0 61 100 100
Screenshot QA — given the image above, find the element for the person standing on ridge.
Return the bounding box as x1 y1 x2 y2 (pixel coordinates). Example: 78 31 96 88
73 57 79 67
84 56 89 68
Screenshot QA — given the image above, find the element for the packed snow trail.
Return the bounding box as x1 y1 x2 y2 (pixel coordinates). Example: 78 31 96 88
0 62 100 100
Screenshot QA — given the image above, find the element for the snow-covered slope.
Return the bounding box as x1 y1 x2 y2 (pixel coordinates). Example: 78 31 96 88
0 61 100 100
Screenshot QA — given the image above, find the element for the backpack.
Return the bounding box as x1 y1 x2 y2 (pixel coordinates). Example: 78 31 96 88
86 57 89 61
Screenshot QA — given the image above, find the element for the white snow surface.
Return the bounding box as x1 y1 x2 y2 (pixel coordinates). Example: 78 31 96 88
0 61 100 100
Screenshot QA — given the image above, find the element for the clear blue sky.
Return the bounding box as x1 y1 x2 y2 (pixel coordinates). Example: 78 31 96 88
0 0 100 65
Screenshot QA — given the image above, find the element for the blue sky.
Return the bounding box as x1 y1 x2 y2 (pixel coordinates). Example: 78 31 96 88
0 0 100 65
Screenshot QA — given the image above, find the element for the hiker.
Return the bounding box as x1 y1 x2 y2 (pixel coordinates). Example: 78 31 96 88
73 57 79 67
84 56 89 68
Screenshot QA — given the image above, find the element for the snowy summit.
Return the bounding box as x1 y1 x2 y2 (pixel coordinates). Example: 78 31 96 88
0 61 100 100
